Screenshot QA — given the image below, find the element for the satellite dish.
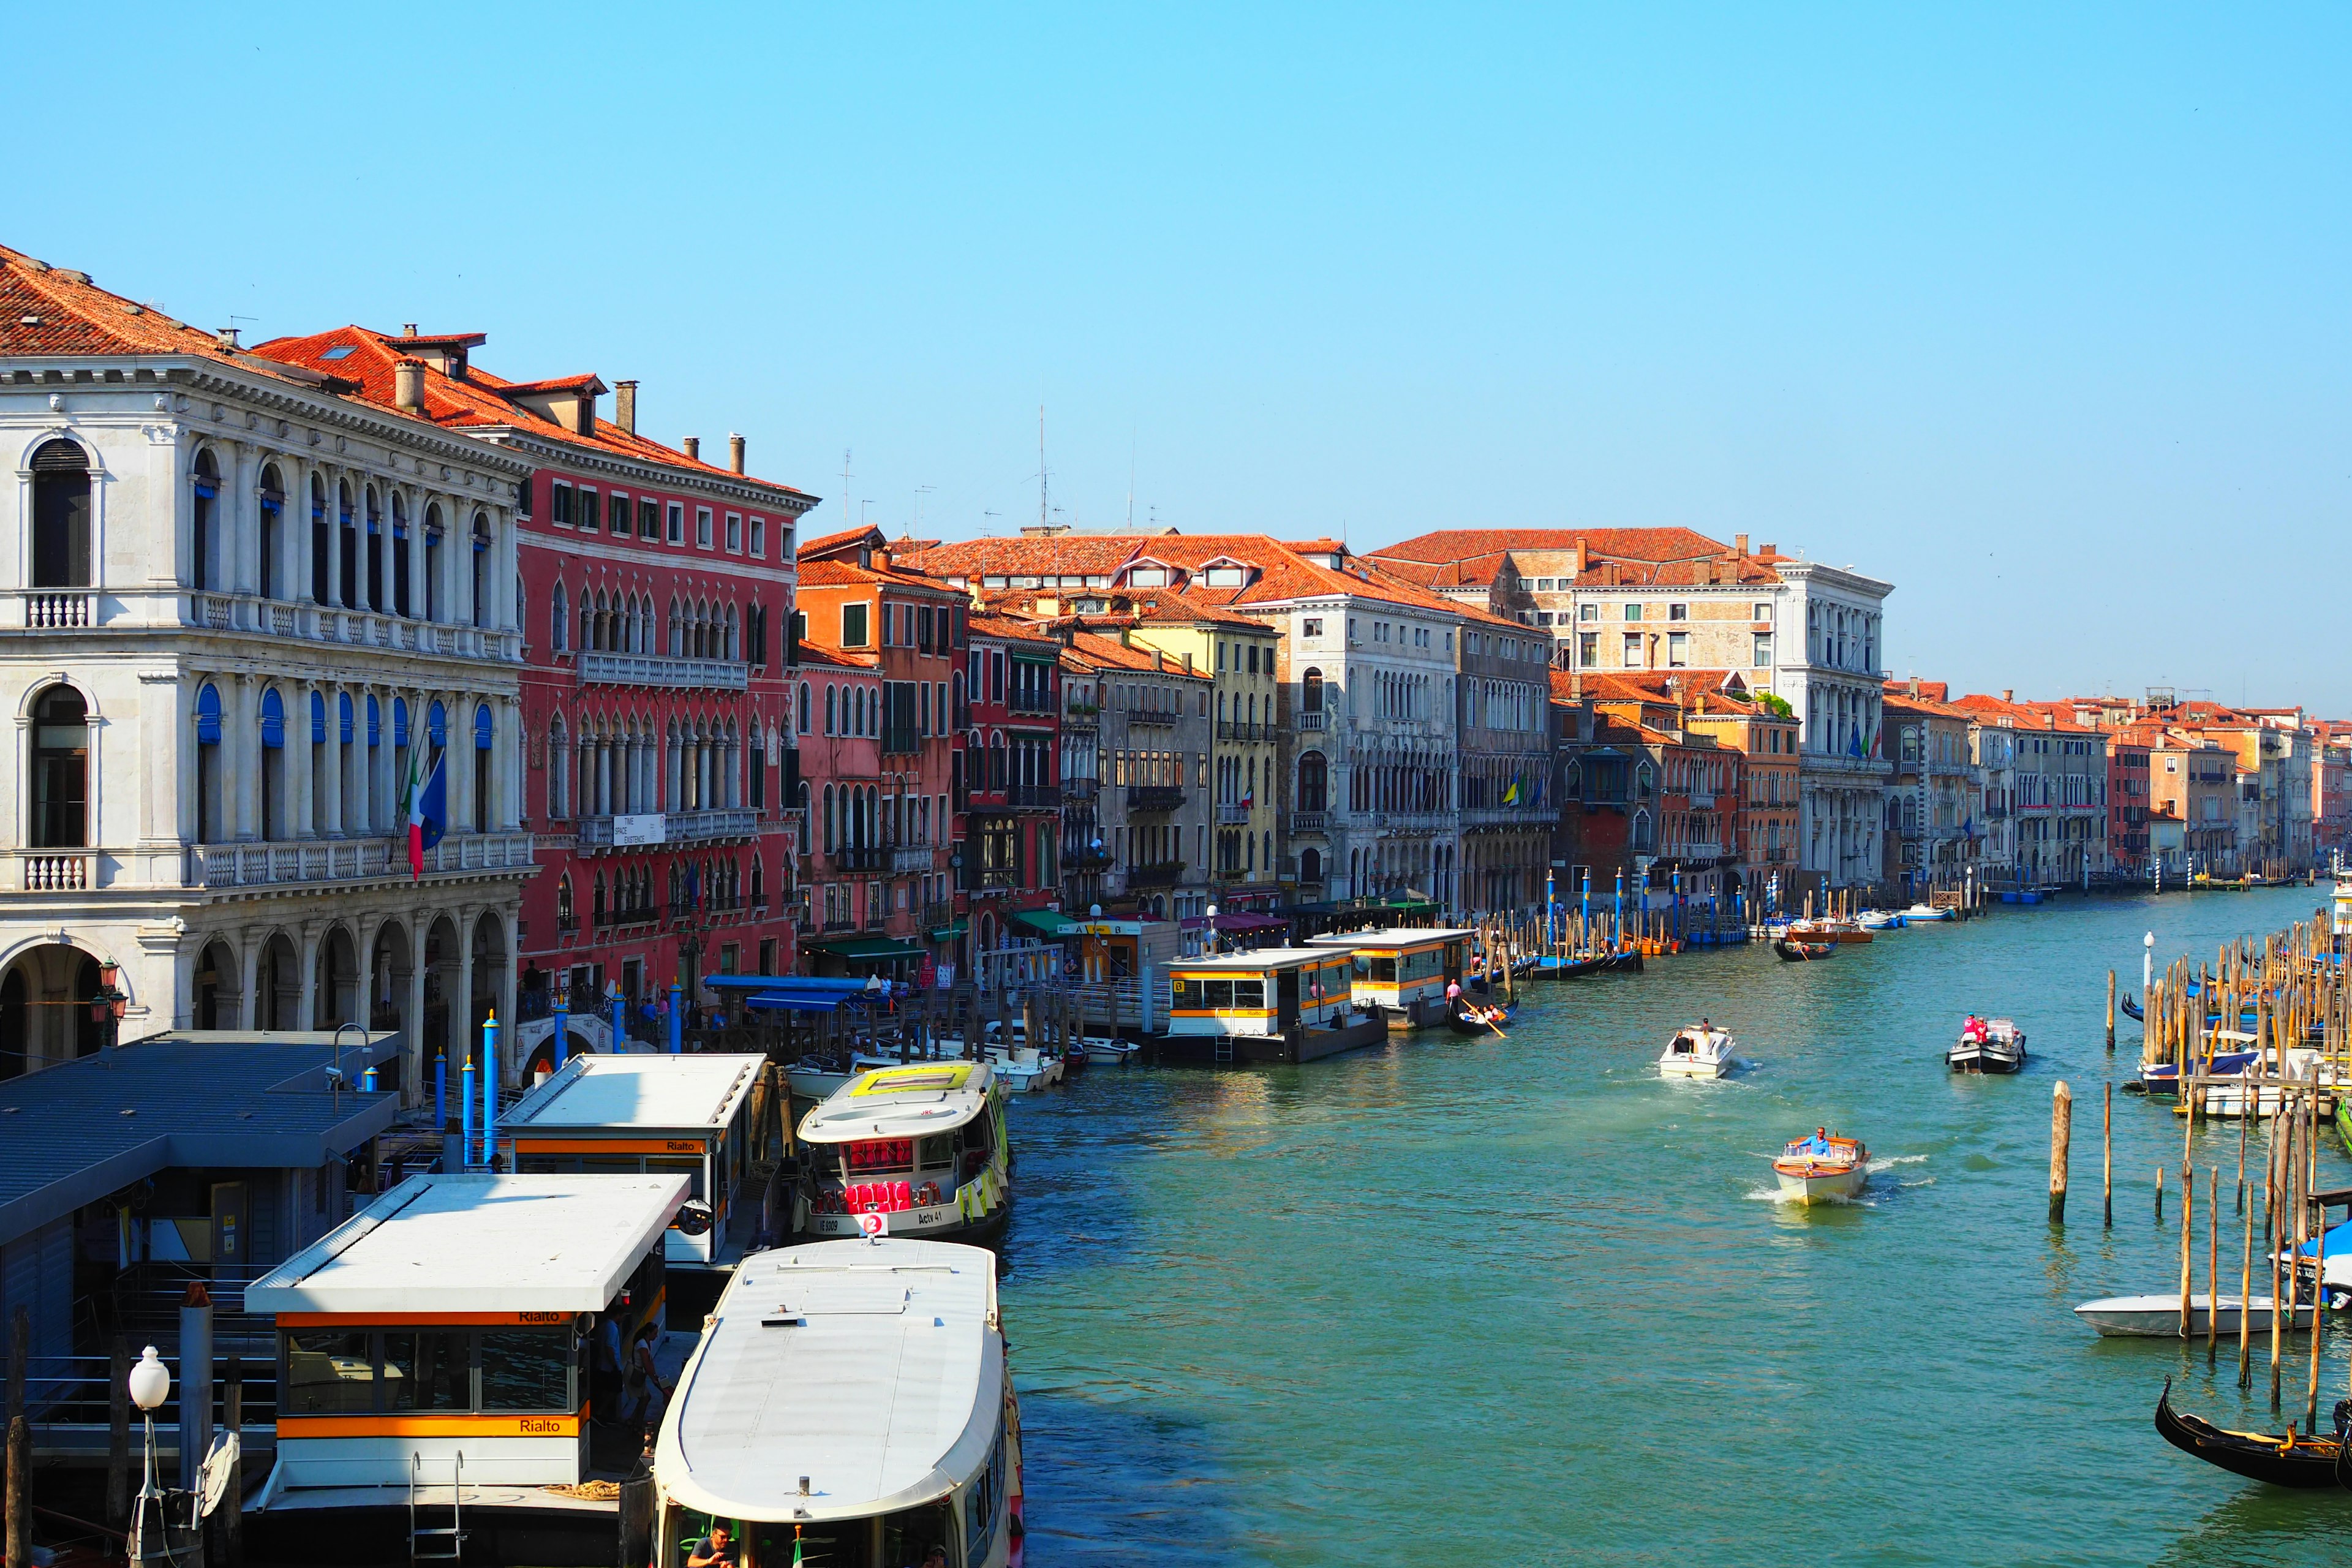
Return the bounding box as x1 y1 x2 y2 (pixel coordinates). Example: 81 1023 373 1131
197 1430 240 1517
675 1200 714 1237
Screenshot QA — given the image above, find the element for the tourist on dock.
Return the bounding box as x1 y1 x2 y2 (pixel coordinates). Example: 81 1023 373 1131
621 1322 673 1440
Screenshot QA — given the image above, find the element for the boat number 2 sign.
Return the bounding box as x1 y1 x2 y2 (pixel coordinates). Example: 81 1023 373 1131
857 1211 889 1238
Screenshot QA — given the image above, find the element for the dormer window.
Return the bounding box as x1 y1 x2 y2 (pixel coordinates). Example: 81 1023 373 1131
1202 567 1245 587
1128 568 1169 589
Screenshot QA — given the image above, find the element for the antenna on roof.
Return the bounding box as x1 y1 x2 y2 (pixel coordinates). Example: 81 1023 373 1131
913 484 934 540
839 448 853 522
1127 423 1137 530
1038 405 1050 533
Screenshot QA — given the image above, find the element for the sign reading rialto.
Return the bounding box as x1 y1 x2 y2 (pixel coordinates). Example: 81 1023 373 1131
613 813 666 846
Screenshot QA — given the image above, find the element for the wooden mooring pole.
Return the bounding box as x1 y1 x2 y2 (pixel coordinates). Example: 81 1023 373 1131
2102 1081 2113 1228
2106 969 2116 1052
2048 1080 2071 1224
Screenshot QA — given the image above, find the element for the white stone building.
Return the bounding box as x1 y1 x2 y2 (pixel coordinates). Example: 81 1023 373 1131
1776 562 1896 889
0 249 532 1098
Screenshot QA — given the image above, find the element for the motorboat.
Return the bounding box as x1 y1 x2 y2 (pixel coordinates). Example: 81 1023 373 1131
2154 1378 2346 1489
1448 996 1518 1036
2074 1293 2315 1337
1774 937 1834 962
1079 1034 1140 1066
1773 1128 1868 1204
1788 919 1872 944
1902 903 1955 922
797 1062 1012 1242
1856 909 1903 930
2137 1047 2257 1096
1948 1016 2026 1074
1659 1024 1740 1079
786 1055 856 1101
652 1239 1023 1567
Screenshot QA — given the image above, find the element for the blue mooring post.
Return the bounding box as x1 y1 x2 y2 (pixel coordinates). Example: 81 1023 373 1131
460 1051 476 1169
668 982 684 1055
552 993 569 1071
610 986 627 1054
481 1011 499 1170
361 1060 378 1092
434 1050 447 1129
1581 871 1591 937
1672 870 1683 938
1613 870 1624 943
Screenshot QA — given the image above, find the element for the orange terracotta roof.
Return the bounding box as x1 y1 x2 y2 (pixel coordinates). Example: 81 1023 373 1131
1372 527 1733 568
799 524 885 561
794 557 962 595
1066 629 1208 676
966 611 1061 648
794 642 879 671
899 536 1144 578
252 324 814 503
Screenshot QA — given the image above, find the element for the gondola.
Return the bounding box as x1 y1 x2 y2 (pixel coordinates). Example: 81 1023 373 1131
2154 1378 2348 1489
1552 951 1643 978
2120 993 2144 1022
1448 998 1518 1036
1774 937 1834 962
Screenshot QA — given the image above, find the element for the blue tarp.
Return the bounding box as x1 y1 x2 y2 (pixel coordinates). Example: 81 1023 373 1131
745 992 866 1014
704 974 872 994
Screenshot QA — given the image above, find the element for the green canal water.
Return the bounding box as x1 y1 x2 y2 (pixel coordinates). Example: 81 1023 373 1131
999 888 2352 1567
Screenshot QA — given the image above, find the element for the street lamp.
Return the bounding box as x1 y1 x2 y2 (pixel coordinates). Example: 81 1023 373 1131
1205 903 1220 956
2144 930 2155 1006
91 960 127 1050
129 1345 170 1561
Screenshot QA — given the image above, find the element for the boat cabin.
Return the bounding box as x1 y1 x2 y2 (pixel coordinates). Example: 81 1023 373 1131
242 1172 685 1498
652 1238 1017 1568
796 1064 1011 1242
502 1052 777 1272
1158 948 1380 1065
1308 927 1476 1029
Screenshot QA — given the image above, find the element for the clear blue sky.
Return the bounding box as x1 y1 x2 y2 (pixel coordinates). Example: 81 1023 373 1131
15 6 2347 707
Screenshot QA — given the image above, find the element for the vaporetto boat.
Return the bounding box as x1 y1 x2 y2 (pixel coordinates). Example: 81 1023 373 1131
796 1063 1012 1242
652 1238 1022 1568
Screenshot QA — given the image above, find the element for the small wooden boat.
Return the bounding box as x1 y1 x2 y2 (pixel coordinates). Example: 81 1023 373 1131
1773 1128 1868 1205
2074 1294 2315 1337
1789 919 1872 945
2119 993 2144 1022
1658 1024 1740 1079
1773 937 1834 962
1948 1016 2026 1074
1448 997 1517 1036
2155 1378 2347 1489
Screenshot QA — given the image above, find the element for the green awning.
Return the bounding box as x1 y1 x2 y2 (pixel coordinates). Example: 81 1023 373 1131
929 921 968 941
1012 909 1081 939
801 935 924 960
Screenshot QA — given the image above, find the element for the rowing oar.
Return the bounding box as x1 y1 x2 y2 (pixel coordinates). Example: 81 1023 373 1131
1483 1008 1510 1040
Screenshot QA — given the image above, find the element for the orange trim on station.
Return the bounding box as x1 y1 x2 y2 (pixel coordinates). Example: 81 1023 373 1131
278 1311 585 1327
510 1137 712 1155
277 1411 582 1438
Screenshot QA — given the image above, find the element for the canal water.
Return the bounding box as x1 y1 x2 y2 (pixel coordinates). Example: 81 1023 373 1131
1000 888 2352 1567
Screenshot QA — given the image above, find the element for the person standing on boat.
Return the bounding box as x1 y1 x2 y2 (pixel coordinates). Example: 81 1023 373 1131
621 1322 673 1441
593 1311 625 1422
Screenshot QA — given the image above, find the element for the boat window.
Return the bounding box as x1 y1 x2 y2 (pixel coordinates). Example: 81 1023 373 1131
477 1327 574 1412
647 1153 707 1198
1357 954 1396 983
382 1330 470 1411
567 1153 650 1176
918 1134 955 1169
845 1138 915 1175
282 1329 376 1413
1228 979 1265 1010
1196 978 1234 1009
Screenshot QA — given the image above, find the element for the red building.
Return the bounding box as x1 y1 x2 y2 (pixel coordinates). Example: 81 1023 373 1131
792 529 968 979
962 612 1065 955
255 328 815 1055
2106 730 2153 878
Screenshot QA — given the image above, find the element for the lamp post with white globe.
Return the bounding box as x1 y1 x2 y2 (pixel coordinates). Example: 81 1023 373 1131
127 1345 170 1562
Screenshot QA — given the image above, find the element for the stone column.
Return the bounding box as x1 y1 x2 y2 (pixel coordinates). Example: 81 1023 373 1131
295 921 322 1031
406 921 429 1109
320 685 344 837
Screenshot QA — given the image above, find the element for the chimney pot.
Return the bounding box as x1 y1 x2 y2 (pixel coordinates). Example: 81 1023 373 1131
2002 688 2015 703
393 358 426 417
402 323 419 337
1761 542 1776 556
614 380 638 435
1574 538 1589 575
1735 533 1749 556
729 432 746 475
214 326 239 350
683 436 701 461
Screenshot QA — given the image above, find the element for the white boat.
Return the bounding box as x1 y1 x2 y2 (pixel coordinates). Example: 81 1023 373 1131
786 1057 854 1101
1902 903 1954 922
1856 909 1903 930
1659 1023 1741 1079
1079 1035 1140 1066
1948 1016 2026 1074
653 1238 1020 1568
2073 1293 2315 1337
797 1061 1012 1241
1773 1128 1868 1205
987 1044 1063 1091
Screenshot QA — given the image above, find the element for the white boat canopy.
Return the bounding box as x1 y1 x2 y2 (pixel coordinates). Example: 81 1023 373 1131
503 1051 764 1134
797 1062 997 1148
241 1172 687 1316
1303 927 1476 951
655 1238 1002 1523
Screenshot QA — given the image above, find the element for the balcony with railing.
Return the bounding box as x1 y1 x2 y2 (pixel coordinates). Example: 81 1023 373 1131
1296 709 1327 731
1128 707 1178 728
1062 777 1099 802
577 650 748 690
832 845 884 873
1066 844 1114 871
1288 810 1329 835
1008 689 1057 716
1007 783 1061 811
1215 803 1252 825
1126 859 1185 888
1215 720 1265 742
575 809 759 849
1063 702 1101 732
185 831 536 889
921 899 957 932
151 590 522 662
889 842 935 873
1126 785 1186 813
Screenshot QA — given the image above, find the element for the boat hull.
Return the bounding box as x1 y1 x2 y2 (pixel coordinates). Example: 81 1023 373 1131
1947 1042 2026 1074
1773 938 1833 962
2075 1294 2315 1337
2155 1380 2346 1488
1773 1165 1865 1204
1660 1054 1736 1079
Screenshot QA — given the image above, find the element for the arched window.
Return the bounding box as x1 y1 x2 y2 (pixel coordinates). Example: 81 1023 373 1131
391 492 411 616
258 464 286 601
1300 846 1322 885
748 723 766 809
548 715 570 818
822 784 837 852
336 480 358 607
1302 667 1323 714
194 684 225 842
1297 752 1328 812
551 581 569 652
31 440 92 589
557 875 576 929
824 685 838 736
470 513 492 628
422 503 445 621
29 685 89 848
259 688 288 840
797 682 812 734
190 450 220 592
364 486 386 610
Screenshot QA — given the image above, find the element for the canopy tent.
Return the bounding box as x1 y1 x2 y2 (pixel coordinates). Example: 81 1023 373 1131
745 992 872 1014
1012 909 1083 940
799 935 925 961
703 974 871 995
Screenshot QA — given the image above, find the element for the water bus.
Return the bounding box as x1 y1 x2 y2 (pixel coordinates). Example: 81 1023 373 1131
796 1063 1012 1242
240 1172 686 1564
1308 927 1476 1030
650 1237 1020 1568
502 1052 780 1300
1156 946 1383 1065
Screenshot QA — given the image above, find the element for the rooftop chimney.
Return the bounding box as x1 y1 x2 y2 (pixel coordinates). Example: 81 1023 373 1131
614 380 638 434
214 326 239 350
393 358 426 417
1761 542 1776 556
683 437 701 462
1574 538 1589 575
728 433 745 475
1909 676 1920 698
402 323 419 337
1735 533 1749 556
2002 688 2015 703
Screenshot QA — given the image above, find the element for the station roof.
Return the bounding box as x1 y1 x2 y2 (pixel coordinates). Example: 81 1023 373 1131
1169 947 1346 971
502 1052 764 1136
0 1030 401 1252
243 1172 687 1316
1306 927 1476 950
797 1063 995 1146
655 1238 1001 1523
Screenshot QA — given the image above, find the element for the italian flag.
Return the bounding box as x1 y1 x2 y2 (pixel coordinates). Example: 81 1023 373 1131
399 744 447 881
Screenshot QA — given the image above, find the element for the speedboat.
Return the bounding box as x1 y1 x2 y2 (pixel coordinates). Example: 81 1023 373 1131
1659 1024 1740 1079
1856 909 1902 930
1079 1035 1140 1066
1901 903 1954 922
2074 1293 2315 1337
1948 1017 2026 1074
786 1055 856 1101
1773 1128 1868 1204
